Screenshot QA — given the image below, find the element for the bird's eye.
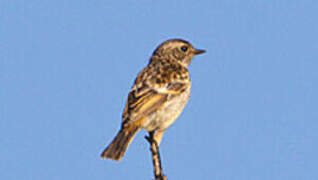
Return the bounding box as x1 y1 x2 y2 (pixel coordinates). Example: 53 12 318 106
181 46 188 52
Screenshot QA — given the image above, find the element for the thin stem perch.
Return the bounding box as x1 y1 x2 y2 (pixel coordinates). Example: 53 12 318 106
145 132 167 180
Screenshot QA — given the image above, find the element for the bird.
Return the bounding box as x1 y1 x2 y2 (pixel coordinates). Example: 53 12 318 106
101 39 205 161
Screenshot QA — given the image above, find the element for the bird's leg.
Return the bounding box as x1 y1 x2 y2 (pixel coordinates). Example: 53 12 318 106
145 131 167 180
153 130 164 146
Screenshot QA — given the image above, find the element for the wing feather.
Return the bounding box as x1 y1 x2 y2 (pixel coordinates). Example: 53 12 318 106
122 88 167 125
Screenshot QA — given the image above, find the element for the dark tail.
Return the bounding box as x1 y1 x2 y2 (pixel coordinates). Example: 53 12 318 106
101 125 139 161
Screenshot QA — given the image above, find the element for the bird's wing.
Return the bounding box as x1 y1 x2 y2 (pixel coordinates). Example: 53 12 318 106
122 72 189 126
122 87 167 126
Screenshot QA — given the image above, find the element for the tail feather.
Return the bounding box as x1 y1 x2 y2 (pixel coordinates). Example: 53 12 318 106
101 125 139 161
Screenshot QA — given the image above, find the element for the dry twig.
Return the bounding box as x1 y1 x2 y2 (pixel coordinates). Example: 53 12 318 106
145 132 167 180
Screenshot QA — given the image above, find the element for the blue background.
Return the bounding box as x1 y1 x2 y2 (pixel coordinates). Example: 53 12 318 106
1 0 318 179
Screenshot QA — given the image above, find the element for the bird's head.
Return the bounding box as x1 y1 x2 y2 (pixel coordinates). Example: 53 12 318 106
152 39 205 67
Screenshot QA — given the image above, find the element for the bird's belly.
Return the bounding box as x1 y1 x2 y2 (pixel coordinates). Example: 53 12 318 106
142 89 190 132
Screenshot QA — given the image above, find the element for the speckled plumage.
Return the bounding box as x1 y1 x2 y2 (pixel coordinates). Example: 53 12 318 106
101 39 205 161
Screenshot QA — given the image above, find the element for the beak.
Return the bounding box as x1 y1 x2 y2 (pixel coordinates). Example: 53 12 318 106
194 48 206 55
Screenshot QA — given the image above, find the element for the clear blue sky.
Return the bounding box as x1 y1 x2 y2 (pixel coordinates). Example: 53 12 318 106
1 0 318 179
